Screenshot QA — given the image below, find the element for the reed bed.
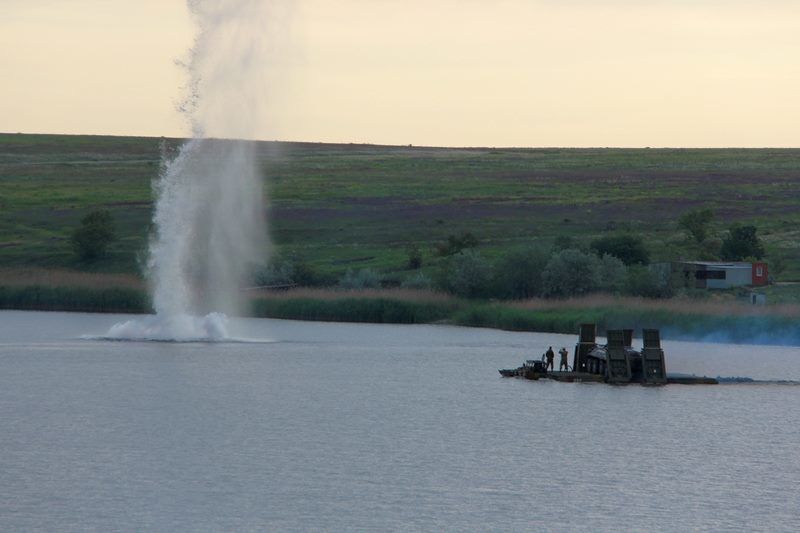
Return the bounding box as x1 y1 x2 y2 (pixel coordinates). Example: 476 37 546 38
453 300 800 345
248 289 800 345
247 287 456 303
0 269 149 313
509 293 800 318
0 268 145 290
0 285 149 313
1 275 797 344
250 288 458 324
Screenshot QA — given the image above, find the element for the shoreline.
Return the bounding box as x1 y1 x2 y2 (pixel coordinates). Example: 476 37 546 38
2 283 799 346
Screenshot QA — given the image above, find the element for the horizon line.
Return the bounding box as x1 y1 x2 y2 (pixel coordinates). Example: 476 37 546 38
3 131 799 151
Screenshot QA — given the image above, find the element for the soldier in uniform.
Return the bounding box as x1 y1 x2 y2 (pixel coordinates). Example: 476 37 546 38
559 347 569 371
545 346 555 370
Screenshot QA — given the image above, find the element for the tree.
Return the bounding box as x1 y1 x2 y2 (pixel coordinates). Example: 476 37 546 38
624 265 664 298
720 225 765 261
590 234 649 265
541 249 598 298
768 251 787 278
291 259 322 286
492 247 550 299
71 210 115 261
401 272 433 290
435 231 479 256
254 256 295 286
678 208 714 243
406 244 423 269
436 249 491 298
553 235 575 251
595 254 627 293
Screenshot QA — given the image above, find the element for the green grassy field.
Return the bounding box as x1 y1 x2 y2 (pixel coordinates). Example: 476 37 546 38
2 132 799 281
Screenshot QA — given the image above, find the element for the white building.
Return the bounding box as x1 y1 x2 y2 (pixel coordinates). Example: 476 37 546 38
675 261 769 289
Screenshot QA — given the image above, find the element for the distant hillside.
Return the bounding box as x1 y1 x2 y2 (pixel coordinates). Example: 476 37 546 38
1 132 799 280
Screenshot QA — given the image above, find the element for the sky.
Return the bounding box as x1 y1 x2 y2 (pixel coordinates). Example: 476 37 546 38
2 0 799 147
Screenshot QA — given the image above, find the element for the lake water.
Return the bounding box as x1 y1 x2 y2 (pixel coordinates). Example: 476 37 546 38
1 310 798 531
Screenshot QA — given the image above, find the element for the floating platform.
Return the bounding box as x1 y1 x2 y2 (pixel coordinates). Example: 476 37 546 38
497 369 717 385
499 324 719 385
540 371 605 383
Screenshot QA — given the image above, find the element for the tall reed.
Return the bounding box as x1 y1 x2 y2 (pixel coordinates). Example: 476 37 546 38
0 285 149 313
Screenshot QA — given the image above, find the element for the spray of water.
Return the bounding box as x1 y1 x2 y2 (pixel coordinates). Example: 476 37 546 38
107 0 283 341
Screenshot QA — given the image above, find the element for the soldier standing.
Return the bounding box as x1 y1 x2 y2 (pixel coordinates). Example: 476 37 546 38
559 347 569 371
545 346 555 370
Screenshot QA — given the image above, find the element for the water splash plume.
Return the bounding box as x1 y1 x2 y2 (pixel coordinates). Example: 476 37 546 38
106 0 282 341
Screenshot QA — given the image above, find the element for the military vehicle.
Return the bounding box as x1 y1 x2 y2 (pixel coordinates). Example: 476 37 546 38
499 323 717 385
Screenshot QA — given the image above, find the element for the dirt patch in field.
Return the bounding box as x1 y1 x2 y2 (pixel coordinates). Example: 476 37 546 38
273 200 586 227
212 200 754 234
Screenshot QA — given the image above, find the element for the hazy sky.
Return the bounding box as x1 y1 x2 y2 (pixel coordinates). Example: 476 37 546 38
2 0 799 147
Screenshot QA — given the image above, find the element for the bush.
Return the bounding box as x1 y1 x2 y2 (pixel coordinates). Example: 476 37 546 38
339 268 383 289
590 234 649 265
406 244 423 269
71 210 116 261
401 272 433 289
553 235 576 251
541 249 598 298
678 208 714 243
253 257 296 286
768 251 788 278
436 249 491 298
595 254 627 293
624 265 664 298
292 259 328 286
435 232 479 256
720 225 765 260
492 246 550 299
252 256 331 287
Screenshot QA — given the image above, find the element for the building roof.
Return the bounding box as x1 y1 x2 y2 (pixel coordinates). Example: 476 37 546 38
679 261 752 268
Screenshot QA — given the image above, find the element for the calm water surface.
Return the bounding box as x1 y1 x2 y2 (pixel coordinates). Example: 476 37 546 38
1 310 799 531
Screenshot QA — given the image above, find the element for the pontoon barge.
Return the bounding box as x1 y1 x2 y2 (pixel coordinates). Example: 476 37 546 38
499 324 717 385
